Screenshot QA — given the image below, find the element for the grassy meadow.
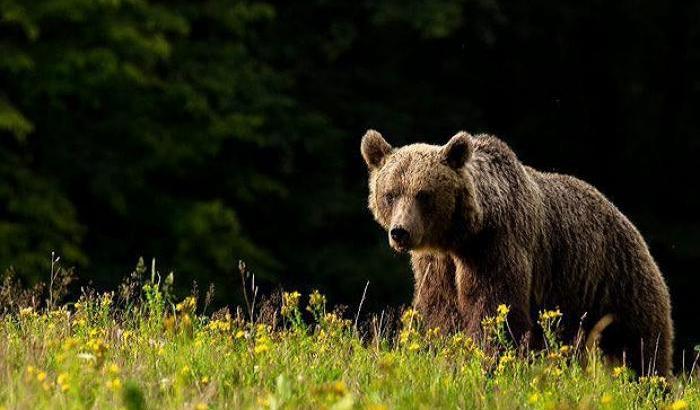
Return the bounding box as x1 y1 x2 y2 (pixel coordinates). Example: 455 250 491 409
0 258 697 410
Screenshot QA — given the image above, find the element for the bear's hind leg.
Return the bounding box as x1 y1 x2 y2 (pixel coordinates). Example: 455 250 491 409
600 321 672 376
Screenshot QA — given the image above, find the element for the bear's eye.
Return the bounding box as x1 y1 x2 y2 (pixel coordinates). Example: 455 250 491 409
383 192 398 207
416 191 433 208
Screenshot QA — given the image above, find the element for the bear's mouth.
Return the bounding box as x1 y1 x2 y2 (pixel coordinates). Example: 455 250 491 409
391 243 409 253
389 240 413 253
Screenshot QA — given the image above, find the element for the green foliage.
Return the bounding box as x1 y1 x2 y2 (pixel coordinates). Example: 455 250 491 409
0 0 315 291
0 99 33 139
371 0 466 38
0 147 85 281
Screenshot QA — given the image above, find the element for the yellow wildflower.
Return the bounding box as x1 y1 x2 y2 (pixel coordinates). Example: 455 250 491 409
399 328 416 345
36 371 47 382
307 290 326 311
612 366 626 378
19 307 34 317
540 309 563 321
330 380 348 396
254 326 273 354
281 291 301 318
57 373 70 392
176 296 197 313
208 319 231 332
57 373 69 384
528 393 540 404
408 342 420 352
254 343 270 354
195 404 208 410
640 375 667 388
545 365 563 377
601 393 613 405
106 377 122 391
107 363 120 375
401 308 419 326
547 351 562 361
497 351 515 373
669 400 689 410
101 292 113 308
121 330 134 341
86 337 108 357
481 316 495 328
463 336 477 353
427 327 441 339
63 337 79 351
322 312 351 329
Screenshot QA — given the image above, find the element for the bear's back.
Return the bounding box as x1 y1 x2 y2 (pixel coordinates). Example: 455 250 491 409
526 168 666 318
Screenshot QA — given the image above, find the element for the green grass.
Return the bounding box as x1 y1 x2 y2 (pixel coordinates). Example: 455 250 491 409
0 260 697 409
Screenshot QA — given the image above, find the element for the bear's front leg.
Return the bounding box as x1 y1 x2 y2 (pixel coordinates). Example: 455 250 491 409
410 252 463 332
452 254 534 347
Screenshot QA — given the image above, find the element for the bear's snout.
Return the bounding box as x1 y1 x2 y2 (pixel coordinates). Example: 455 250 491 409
389 226 411 250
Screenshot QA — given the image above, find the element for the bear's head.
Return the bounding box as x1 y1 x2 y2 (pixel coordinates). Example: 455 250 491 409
361 130 482 252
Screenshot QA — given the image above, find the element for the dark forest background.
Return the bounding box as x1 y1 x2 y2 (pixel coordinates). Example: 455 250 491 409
1 1 699 357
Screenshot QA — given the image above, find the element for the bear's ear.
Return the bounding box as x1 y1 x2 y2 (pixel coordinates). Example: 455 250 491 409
441 131 472 169
361 129 392 170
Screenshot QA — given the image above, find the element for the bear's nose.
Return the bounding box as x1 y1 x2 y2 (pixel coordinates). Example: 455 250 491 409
390 227 410 246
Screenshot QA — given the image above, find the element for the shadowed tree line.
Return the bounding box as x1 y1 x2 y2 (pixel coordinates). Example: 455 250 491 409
1 1 699 356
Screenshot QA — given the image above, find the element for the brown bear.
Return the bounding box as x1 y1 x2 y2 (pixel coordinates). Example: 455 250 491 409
361 129 673 376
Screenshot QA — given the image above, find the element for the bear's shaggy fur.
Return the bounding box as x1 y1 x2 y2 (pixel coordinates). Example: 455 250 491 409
361 130 673 375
